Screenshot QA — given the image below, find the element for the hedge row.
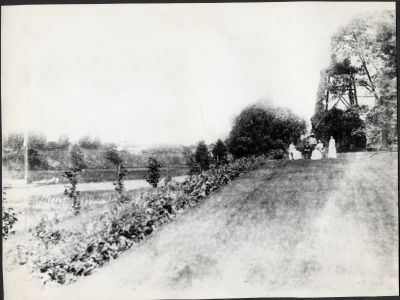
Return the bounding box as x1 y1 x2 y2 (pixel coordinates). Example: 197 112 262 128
32 155 267 285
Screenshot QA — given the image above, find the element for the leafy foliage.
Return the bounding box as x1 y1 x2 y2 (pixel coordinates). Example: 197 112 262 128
212 139 228 164
78 135 102 150
104 149 123 166
330 11 396 148
104 149 128 201
28 148 49 170
28 133 47 150
145 157 162 188
194 141 211 171
227 101 306 158
62 167 81 215
113 164 128 201
21 155 267 285
70 145 86 170
186 154 202 175
2 188 18 239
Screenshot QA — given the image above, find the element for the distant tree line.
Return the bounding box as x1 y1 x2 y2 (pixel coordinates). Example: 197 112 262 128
2 133 188 171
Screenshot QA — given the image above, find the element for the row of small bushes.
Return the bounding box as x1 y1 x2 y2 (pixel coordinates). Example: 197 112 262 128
31 155 267 285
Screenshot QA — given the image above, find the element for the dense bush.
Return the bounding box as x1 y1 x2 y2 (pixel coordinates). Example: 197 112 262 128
212 139 228 164
24 155 267 285
185 154 202 175
2 188 18 239
63 167 81 215
267 149 285 159
28 148 49 170
145 158 162 188
114 164 128 201
227 101 306 158
104 149 123 166
194 141 211 171
70 145 86 170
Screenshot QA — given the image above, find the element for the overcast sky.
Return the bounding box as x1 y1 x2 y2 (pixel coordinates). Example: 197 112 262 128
2 2 395 146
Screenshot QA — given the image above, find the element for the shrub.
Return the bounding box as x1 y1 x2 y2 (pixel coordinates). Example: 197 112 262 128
145 157 162 188
28 148 48 170
70 145 86 170
104 149 123 166
113 164 128 201
194 141 211 171
212 139 228 164
62 167 81 215
186 154 202 175
267 149 285 159
2 188 17 239
34 217 63 248
104 150 128 201
227 101 306 158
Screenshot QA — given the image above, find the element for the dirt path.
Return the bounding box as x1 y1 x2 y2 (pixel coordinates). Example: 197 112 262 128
6 156 398 299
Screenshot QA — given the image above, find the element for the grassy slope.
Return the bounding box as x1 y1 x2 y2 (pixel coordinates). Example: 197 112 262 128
7 153 399 299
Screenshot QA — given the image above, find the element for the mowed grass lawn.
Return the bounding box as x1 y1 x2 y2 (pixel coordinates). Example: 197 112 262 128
9 152 399 299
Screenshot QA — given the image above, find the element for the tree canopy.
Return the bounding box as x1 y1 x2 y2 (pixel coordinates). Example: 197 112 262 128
321 11 397 148
211 139 228 164
227 101 306 158
194 141 211 171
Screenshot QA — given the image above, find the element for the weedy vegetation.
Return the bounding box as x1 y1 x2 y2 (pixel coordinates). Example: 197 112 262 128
6 156 267 285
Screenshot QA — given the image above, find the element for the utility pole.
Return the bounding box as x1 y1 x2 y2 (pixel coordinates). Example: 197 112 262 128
24 130 28 184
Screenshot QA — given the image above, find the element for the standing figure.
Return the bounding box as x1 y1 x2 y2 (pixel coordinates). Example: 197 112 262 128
308 133 317 151
311 140 324 160
303 141 312 159
296 135 305 158
328 136 337 159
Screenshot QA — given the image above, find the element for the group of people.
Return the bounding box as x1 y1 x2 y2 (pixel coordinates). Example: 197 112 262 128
288 133 337 160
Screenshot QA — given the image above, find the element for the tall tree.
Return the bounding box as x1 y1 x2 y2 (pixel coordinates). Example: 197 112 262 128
104 149 128 201
70 144 86 170
331 11 396 148
194 141 211 171
212 139 228 164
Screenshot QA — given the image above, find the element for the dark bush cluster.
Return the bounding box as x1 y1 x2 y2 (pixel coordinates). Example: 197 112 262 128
62 167 81 215
227 101 306 158
2 188 18 239
212 139 228 164
145 157 162 187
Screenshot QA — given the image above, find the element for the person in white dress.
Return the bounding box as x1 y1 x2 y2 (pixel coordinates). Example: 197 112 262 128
288 142 302 160
328 136 337 158
311 140 324 160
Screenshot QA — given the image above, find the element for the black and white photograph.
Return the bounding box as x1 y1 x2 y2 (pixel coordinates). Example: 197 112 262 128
1 1 398 299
